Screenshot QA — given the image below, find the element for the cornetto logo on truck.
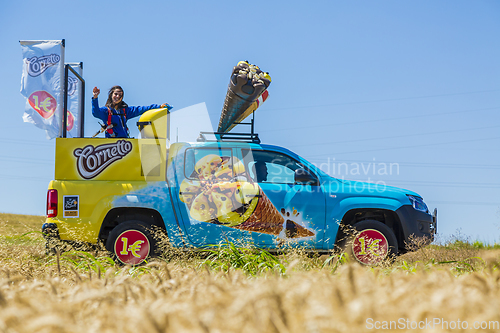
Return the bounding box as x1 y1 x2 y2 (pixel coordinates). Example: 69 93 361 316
73 140 133 179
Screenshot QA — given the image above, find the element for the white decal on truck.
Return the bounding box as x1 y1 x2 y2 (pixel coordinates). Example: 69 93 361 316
73 140 133 179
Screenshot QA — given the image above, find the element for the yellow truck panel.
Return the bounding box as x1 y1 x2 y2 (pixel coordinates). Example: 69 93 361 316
54 138 167 181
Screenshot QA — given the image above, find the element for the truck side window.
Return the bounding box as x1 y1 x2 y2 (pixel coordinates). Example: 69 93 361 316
184 149 196 178
185 148 234 181
242 149 311 184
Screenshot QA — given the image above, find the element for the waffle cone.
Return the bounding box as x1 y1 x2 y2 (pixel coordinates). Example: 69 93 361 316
235 188 284 235
285 220 315 238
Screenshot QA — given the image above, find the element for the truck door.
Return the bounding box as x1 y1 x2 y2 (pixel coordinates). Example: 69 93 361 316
238 149 326 249
175 146 261 246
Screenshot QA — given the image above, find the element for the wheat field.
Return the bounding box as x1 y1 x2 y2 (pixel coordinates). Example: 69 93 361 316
1 213 500 332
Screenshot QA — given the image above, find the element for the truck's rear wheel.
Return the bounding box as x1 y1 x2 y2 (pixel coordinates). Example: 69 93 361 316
343 220 398 265
105 220 165 265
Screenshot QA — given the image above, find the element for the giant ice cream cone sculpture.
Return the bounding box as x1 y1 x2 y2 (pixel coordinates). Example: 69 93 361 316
179 154 314 238
218 61 271 133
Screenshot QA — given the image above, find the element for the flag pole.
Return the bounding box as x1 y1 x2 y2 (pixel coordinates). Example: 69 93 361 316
58 39 65 138
62 64 69 138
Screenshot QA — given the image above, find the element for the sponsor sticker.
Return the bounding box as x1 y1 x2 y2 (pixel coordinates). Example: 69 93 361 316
114 230 150 265
63 195 79 218
352 229 389 265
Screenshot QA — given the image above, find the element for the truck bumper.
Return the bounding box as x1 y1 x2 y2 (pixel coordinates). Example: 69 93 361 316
395 205 437 245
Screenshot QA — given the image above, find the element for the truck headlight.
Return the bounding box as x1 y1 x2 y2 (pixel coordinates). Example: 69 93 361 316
407 195 429 213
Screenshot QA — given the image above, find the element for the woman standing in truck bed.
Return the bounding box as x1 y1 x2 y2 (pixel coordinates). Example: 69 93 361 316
92 85 172 138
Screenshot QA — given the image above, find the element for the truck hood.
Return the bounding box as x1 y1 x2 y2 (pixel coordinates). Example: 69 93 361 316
324 177 421 198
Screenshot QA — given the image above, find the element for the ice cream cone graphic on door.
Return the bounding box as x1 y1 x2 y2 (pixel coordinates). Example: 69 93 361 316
179 154 314 238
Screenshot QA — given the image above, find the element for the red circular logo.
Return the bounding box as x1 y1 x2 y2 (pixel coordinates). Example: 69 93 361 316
114 230 150 265
67 110 74 131
28 90 57 119
352 229 389 265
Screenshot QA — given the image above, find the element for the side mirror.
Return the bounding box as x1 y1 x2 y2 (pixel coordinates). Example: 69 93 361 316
294 169 318 185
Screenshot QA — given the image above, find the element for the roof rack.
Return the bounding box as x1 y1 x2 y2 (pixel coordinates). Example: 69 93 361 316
197 113 260 143
198 131 260 143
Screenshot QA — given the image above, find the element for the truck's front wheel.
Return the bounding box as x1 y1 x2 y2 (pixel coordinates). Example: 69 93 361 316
105 220 165 265
345 220 398 265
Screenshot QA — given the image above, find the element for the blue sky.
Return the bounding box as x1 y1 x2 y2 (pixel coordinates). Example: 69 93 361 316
0 1 499 243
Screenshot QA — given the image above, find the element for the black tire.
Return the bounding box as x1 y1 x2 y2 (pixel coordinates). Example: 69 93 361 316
341 219 398 265
105 220 167 265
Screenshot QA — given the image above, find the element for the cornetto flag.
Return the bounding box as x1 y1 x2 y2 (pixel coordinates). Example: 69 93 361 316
20 40 65 139
218 61 271 133
65 62 83 138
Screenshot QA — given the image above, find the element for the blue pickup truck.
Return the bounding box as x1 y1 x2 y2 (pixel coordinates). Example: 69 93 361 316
43 112 437 265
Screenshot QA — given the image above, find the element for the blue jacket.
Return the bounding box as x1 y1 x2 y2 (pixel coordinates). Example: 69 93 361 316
92 98 164 138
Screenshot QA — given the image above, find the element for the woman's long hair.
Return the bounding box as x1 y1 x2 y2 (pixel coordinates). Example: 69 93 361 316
105 86 129 110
